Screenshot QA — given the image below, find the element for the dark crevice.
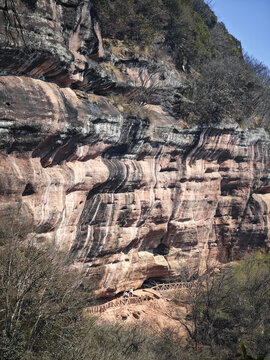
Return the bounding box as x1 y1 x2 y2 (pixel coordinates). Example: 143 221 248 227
103 144 129 157
142 277 166 288
153 243 169 255
160 167 177 172
12 125 39 135
22 183 35 196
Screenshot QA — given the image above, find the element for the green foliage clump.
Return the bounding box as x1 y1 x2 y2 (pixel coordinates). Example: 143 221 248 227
229 34 243 59
192 0 217 28
238 343 266 360
91 0 240 69
164 0 212 68
91 0 166 45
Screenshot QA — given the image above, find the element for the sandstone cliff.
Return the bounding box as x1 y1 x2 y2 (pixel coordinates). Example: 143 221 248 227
0 0 269 297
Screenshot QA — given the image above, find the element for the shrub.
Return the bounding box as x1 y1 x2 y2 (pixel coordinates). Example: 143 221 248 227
181 253 270 357
211 22 243 59
91 0 166 45
192 0 217 28
186 55 270 127
91 0 225 69
0 223 89 359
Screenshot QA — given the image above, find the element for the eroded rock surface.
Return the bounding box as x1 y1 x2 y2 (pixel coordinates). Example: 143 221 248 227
0 0 101 85
0 0 269 297
0 75 270 297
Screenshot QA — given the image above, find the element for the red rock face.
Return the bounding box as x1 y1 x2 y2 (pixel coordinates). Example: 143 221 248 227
0 76 269 297
0 0 100 85
0 0 269 297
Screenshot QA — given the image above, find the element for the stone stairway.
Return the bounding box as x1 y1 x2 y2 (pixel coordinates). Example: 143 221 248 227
86 282 190 314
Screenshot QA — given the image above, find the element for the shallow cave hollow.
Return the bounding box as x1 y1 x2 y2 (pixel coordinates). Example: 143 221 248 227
22 183 35 196
142 277 166 289
153 243 169 255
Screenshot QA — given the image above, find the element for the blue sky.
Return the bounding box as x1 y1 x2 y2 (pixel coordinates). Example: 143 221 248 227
211 0 270 69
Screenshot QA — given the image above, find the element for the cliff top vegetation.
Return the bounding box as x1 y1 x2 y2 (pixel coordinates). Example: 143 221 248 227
91 0 270 130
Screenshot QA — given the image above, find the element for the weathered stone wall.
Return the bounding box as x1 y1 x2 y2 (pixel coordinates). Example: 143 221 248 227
0 0 269 297
1 76 269 296
0 0 101 85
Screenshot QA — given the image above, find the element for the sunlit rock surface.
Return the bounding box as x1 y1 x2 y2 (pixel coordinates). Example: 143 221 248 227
0 76 270 297
0 0 101 85
0 0 269 297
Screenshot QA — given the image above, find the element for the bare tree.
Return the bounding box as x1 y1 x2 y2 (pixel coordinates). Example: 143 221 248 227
0 216 89 359
126 63 165 105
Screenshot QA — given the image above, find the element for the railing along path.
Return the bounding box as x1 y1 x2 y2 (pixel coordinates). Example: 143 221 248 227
87 294 152 314
151 281 192 292
87 282 191 314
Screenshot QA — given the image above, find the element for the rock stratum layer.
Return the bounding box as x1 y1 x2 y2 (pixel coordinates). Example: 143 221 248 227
0 0 270 297
1 75 270 296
